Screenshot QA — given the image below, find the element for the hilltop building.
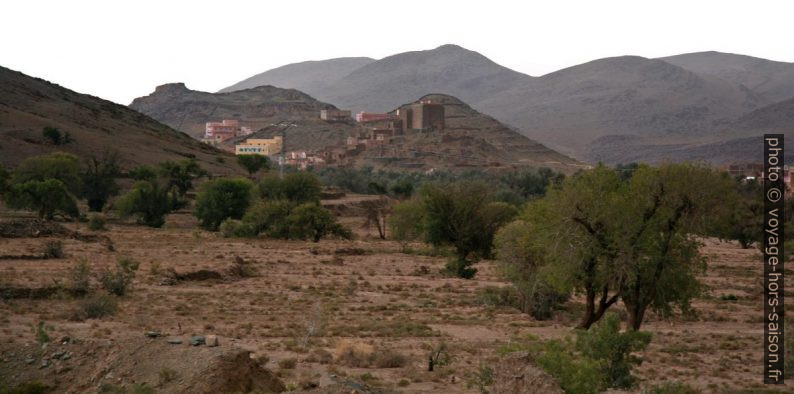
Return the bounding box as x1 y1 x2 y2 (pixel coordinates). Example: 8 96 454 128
235 136 283 156
202 119 252 145
397 100 445 132
320 109 352 122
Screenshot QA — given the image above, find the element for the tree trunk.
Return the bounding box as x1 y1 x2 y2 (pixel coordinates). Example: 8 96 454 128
577 287 597 329
624 300 647 331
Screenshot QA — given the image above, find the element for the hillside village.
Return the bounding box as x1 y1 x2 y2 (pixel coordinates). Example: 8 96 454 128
1 30 793 394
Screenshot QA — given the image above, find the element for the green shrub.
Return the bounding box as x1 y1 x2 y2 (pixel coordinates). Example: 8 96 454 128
575 314 651 388
100 257 139 296
507 314 651 394
128 165 158 182
42 240 64 258
527 284 570 320
158 159 207 196
278 358 297 369
286 203 352 242
219 218 256 238
241 200 293 238
256 172 322 204
70 259 92 294
6 179 79 220
116 180 176 228
88 214 107 231
281 172 322 204
74 293 118 320
194 177 253 231
467 363 494 394
0 381 49 394
237 154 271 177
479 286 520 309
81 153 121 212
35 321 50 344
42 126 66 145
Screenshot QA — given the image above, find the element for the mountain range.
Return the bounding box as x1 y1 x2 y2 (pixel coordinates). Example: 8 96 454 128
219 45 794 164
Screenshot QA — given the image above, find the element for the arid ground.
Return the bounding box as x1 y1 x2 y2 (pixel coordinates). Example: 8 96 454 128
0 196 788 393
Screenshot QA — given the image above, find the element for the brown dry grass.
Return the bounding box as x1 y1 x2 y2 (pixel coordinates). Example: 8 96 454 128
0 204 788 392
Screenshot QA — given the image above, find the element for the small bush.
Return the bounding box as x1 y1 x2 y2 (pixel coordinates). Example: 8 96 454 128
467 363 494 394
35 321 50 344
527 284 570 320
278 358 297 369
43 126 65 145
373 349 408 368
520 314 651 393
70 259 92 295
74 293 117 320
42 240 64 258
100 257 139 296
88 214 107 231
158 367 179 385
719 294 738 301
229 256 258 278
0 381 49 394
479 286 520 308
219 218 256 238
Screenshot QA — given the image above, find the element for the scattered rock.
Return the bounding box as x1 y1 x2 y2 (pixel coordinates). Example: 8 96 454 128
166 338 183 345
40 359 50 369
52 350 67 360
25 357 35 365
190 336 206 346
206 335 218 347
145 331 161 338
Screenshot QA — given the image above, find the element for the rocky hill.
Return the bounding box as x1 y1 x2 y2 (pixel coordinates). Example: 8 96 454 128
130 83 339 139
219 57 375 94
661 51 794 104
0 66 237 173
345 94 585 173
477 55 760 157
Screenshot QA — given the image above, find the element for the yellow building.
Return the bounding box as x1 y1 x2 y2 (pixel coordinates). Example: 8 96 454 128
235 136 283 156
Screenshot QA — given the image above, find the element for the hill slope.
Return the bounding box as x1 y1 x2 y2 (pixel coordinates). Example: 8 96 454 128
661 51 794 103
130 83 338 139
0 66 237 173
219 57 375 94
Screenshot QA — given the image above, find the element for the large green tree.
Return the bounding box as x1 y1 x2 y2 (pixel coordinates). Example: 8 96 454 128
11 152 82 195
408 182 517 278
6 179 79 219
115 180 176 227
194 177 253 231
158 159 207 196
496 163 734 330
237 154 271 177
81 153 121 211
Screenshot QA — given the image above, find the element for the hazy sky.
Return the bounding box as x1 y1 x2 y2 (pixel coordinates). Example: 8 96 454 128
2 0 793 105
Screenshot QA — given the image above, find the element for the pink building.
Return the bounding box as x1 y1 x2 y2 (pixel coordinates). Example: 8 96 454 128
205 119 250 141
355 112 391 123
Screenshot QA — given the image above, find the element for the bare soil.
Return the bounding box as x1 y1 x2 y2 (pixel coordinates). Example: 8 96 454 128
0 202 788 393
